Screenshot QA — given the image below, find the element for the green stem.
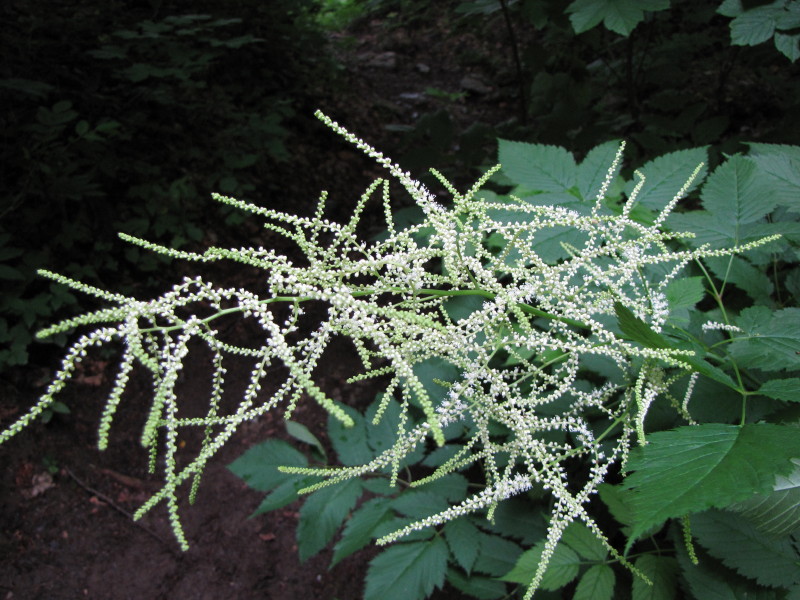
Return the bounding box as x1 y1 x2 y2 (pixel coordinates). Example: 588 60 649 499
695 258 748 424
139 286 592 335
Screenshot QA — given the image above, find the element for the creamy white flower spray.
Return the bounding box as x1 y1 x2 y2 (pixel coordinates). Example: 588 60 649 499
0 112 777 594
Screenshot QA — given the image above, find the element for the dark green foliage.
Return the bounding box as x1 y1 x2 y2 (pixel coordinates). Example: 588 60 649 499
382 0 799 179
0 0 330 370
229 134 800 598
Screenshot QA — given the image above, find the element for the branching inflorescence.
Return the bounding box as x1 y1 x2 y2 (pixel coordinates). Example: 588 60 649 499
0 111 776 596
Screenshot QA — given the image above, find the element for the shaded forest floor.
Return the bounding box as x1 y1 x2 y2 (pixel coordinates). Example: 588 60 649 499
0 7 523 599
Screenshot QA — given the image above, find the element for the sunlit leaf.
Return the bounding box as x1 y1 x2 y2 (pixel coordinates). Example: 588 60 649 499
621 423 800 546
498 140 576 193
692 509 800 588
364 538 449 600
728 459 800 538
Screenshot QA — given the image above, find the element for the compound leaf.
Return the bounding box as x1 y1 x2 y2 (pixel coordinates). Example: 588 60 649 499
364 538 449 600
705 256 774 305
391 490 449 519
621 423 800 546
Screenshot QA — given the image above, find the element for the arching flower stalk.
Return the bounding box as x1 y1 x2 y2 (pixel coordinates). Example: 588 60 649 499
0 112 776 595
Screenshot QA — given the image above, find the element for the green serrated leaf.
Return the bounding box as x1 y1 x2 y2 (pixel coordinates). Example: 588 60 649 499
615 302 670 349
328 404 372 466
701 154 778 223
577 140 623 201
705 255 774 305
365 395 404 456
730 306 800 372
446 568 507 600
598 483 635 527
228 439 307 492
364 538 449 600
574 564 615 600
500 538 581 591
628 147 708 211
632 554 678 600
391 490 450 519
297 479 363 562
621 423 800 547
757 378 800 402
665 277 706 310
421 444 461 467
444 518 482 573
692 508 800 588
728 458 800 537
473 533 524 577
746 149 800 213
676 530 782 600
252 478 310 515
415 473 469 502
774 31 800 62
498 139 576 193
668 212 778 250
285 420 326 460
331 497 394 567
561 521 608 561
717 0 744 18
487 496 547 544
729 4 783 46
567 0 669 36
